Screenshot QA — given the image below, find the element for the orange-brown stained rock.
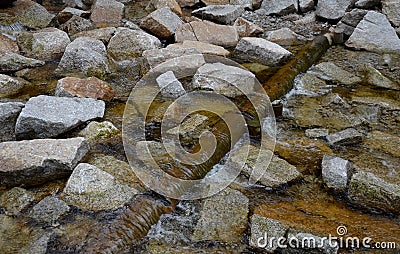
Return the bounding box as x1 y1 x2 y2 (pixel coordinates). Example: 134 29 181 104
0 34 19 54
56 76 115 101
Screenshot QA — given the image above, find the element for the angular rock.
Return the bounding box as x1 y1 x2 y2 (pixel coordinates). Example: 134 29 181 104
107 58 142 99
349 171 400 214
15 95 105 139
233 17 263 37
364 131 400 158
0 52 45 73
360 64 400 90
55 76 115 101
156 71 186 98
310 62 361 85
192 188 248 244
250 215 288 251
174 20 239 47
265 27 306 46
305 128 329 138
285 231 339 253
297 0 314 13
166 113 209 144
90 0 125 26
233 37 292 66
0 34 19 54
322 155 351 192
140 7 184 39
17 28 71 61
56 37 110 78
336 9 368 37
177 0 199 7
16 0 55 29
316 0 352 20
71 27 116 44
0 74 25 98
326 128 363 146
59 15 94 35
0 187 34 216
62 163 138 212
295 73 331 96
355 0 379 8
107 28 162 60
346 11 400 54
29 196 70 225
0 101 24 142
64 0 86 8
382 0 400 27
166 40 230 56
0 137 89 187
230 144 301 188
257 0 297 16
57 7 91 24
78 121 120 141
146 0 183 16
143 46 200 68
191 62 256 97
192 5 245 25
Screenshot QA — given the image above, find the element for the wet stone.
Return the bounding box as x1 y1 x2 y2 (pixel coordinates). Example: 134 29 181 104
191 188 249 244
250 214 288 252
156 71 186 99
107 28 162 60
143 47 202 69
166 113 209 144
309 62 361 86
56 37 110 78
348 170 400 214
29 196 70 226
191 62 256 97
0 74 25 98
55 76 115 101
0 137 89 187
192 5 245 25
265 27 306 46
0 52 45 73
305 128 329 138
90 0 125 26
17 28 71 61
78 121 120 141
15 95 105 139
0 187 34 216
360 64 400 90
140 7 184 39
234 37 292 66
0 33 19 54
62 163 138 212
321 155 351 192
0 101 24 142
326 128 363 147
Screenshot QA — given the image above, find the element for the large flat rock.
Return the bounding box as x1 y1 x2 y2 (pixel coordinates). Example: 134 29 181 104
0 137 89 187
346 11 400 54
15 95 105 139
192 5 245 25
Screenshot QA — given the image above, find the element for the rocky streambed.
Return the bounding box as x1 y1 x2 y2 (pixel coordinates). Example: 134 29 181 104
0 0 399 253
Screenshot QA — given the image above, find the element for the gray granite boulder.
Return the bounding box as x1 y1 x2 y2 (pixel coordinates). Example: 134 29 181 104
234 37 292 66
16 0 55 29
0 52 45 73
192 5 245 25
156 71 186 99
322 155 351 192
15 95 105 139
346 11 400 54
140 7 184 39
90 0 125 26
0 101 24 142
0 137 89 187
382 0 400 27
250 215 288 252
62 163 138 212
316 0 352 20
29 196 70 225
191 62 257 97
0 75 25 98
107 28 162 60
56 37 110 78
17 28 71 61
257 0 297 16
326 128 363 146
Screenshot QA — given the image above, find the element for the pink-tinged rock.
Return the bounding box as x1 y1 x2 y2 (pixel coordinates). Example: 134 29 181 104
90 0 124 26
146 0 183 16
0 34 19 54
233 17 263 37
55 76 115 101
174 20 239 47
140 7 184 39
